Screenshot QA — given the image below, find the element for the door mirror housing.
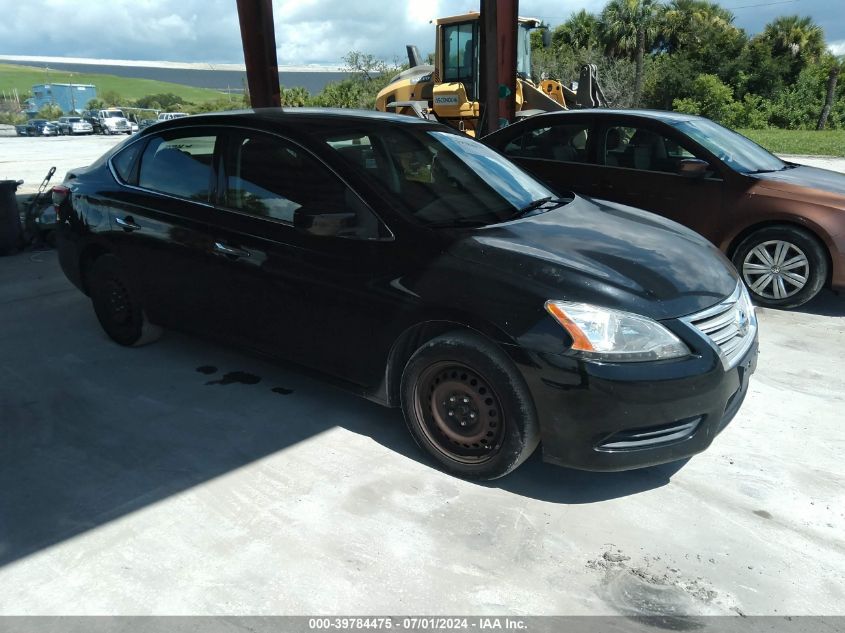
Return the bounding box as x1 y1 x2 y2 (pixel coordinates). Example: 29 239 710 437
294 209 358 237
541 28 552 49
677 158 710 178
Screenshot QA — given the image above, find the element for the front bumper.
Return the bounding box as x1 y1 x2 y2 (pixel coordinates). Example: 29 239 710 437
512 333 758 472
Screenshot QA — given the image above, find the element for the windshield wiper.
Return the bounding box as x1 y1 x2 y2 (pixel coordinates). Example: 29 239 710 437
427 218 491 229
510 196 569 220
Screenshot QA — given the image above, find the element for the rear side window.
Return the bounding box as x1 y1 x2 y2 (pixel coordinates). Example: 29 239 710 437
503 123 592 163
111 141 145 185
138 134 216 201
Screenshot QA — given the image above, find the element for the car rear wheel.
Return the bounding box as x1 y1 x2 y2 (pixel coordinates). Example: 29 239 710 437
87 254 161 346
400 330 540 480
732 225 828 309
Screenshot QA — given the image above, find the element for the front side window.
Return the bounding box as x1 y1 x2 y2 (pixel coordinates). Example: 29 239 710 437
137 134 216 201
601 125 709 174
323 127 557 228
671 118 785 174
223 131 382 239
504 123 591 163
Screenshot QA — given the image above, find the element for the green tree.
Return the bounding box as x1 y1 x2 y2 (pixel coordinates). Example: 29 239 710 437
600 0 661 106
36 103 64 120
672 73 734 122
760 15 825 84
280 86 311 107
553 10 601 53
659 0 736 53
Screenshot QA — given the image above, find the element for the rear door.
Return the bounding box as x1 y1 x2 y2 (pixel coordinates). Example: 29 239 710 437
496 115 600 198
104 128 221 329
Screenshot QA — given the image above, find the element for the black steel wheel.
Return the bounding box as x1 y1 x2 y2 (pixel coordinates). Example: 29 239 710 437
87 254 161 346
732 225 828 309
401 330 540 479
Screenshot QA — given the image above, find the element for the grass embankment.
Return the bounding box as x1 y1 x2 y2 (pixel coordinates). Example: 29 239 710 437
737 128 845 157
0 62 225 104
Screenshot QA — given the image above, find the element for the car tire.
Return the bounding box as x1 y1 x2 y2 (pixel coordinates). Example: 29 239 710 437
732 225 828 309
400 330 540 480
87 254 162 346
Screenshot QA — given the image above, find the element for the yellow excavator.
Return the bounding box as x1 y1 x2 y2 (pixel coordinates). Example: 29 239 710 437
375 11 608 136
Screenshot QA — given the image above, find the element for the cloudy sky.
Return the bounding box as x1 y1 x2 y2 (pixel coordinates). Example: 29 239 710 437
0 0 841 66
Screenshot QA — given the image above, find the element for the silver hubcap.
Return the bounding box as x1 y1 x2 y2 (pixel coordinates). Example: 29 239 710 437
742 240 809 300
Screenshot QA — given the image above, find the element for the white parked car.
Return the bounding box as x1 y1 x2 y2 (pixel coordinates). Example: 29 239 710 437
58 116 94 135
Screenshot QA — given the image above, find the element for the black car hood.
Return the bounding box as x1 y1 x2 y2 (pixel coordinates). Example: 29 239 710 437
449 196 738 320
753 164 845 200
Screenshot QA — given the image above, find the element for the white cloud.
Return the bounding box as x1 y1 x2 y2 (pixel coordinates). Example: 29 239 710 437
829 41 845 56
0 0 841 66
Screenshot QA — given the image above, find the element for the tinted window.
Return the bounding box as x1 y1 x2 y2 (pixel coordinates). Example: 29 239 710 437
138 134 216 200
601 125 710 174
112 141 145 185
324 128 557 228
504 123 591 163
223 132 382 239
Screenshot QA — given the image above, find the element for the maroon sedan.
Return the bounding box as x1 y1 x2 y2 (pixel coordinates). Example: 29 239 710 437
484 110 845 308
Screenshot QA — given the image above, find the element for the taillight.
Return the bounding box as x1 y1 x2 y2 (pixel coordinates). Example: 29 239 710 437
52 185 70 220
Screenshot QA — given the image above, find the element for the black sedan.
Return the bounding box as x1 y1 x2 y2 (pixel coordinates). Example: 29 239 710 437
53 109 758 479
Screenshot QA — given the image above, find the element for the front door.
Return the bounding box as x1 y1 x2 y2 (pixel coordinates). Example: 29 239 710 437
593 121 726 241
201 129 397 386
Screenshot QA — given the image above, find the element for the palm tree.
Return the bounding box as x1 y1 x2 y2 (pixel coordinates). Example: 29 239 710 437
600 0 661 106
762 15 825 61
660 0 736 52
554 9 601 52
817 58 842 130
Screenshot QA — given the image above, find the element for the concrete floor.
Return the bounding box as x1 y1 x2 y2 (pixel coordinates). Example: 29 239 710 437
0 249 843 617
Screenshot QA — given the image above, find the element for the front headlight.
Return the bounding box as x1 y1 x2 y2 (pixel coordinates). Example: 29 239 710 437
545 300 690 362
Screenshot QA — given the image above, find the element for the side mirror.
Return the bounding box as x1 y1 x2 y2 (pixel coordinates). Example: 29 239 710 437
542 29 552 49
677 158 709 178
293 209 357 237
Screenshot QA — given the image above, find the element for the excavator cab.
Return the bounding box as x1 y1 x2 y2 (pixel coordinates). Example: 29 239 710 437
375 12 607 136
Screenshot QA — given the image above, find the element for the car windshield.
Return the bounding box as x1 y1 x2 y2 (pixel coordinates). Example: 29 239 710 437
322 127 558 227
106 111 125 118
68 117 81 122
671 118 786 174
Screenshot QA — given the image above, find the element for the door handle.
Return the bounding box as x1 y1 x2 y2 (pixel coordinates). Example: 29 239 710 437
213 241 251 258
115 216 141 231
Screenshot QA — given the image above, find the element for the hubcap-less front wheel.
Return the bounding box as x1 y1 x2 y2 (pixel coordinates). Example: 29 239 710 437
742 240 809 300
414 361 504 465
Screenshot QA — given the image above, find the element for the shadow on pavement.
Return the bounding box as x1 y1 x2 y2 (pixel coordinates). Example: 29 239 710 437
787 288 845 317
0 251 679 572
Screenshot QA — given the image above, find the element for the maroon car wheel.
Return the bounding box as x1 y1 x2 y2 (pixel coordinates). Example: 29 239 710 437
401 331 540 479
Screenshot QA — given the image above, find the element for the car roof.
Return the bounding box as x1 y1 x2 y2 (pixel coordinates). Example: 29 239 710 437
527 108 705 124
140 107 439 136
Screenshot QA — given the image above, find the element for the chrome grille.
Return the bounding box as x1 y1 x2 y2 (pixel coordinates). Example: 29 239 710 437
684 283 757 370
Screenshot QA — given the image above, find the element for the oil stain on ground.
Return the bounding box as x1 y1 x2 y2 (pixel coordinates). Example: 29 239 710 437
206 371 262 386
272 387 294 395
196 366 218 375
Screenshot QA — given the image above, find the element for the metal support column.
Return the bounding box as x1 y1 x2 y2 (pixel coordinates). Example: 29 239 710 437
236 0 281 108
480 0 518 134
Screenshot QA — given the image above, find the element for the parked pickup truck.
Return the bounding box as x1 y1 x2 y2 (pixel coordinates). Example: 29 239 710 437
96 109 132 135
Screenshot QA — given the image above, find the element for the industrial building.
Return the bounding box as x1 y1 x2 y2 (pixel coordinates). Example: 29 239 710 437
27 82 97 114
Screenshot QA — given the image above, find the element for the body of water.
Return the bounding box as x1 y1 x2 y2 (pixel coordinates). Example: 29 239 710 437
1 59 351 95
